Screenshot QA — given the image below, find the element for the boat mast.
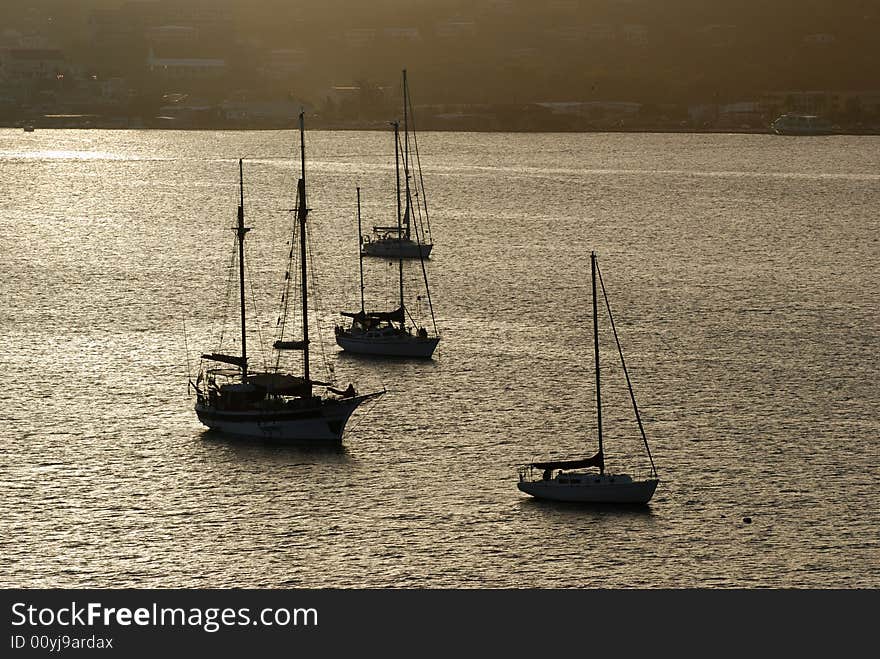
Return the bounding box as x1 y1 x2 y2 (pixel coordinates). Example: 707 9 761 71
591 251 604 474
237 159 250 384
356 186 365 317
393 121 405 325
298 111 310 389
402 69 411 242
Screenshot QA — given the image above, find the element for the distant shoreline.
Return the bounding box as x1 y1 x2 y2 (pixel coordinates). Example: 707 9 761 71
4 118 879 136
6 125 880 136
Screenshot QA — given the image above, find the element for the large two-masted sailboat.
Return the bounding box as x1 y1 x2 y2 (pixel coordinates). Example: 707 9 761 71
193 113 384 442
361 69 433 260
334 120 440 358
517 252 659 503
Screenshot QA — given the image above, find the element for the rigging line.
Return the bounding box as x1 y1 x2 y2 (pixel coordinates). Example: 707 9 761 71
409 184 426 246
403 302 418 328
399 113 429 249
408 194 438 335
215 233 234 349
383 257 395 310
400 137 428 253
406 90 433 242
274 214 298 346
405 185 424 246
409 180 428 248
596 261 658 479
244 237 268 373
215 231 239 351
345 391 386 434
304 220 330 381
274 223 300 372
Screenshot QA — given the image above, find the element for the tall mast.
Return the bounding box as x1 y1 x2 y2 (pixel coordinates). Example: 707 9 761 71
298 111 310 388
591 251 604 474
402 69 411 242
393 121 405 323
356 186 365 317
237 159 250 384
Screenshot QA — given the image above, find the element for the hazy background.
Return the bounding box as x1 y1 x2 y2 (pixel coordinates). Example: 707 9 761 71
2 1 879 130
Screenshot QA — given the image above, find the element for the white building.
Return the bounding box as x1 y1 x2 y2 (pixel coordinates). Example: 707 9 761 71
146 49 225 79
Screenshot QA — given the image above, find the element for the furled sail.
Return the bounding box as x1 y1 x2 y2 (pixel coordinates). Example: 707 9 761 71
201 353 246 368
528 451 604 471
340 307 405 324
273 339 309 350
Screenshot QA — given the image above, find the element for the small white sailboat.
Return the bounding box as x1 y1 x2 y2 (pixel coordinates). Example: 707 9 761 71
335 123 440 359
193 113 384 442
517 251 659 504
361 69 433 260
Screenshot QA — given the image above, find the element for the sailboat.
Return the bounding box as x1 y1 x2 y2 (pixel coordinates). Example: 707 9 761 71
361 69 433 259
517 252 659 503
192 112 384 442
334 123 440 359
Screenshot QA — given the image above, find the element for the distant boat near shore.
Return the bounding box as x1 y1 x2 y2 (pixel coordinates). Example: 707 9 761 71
361 69 434 260
770 113 836 135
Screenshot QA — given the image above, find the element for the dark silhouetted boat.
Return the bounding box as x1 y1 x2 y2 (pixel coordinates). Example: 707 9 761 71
193 113 384 442
361 69 434 259
335 124 440 359
517 251 659 503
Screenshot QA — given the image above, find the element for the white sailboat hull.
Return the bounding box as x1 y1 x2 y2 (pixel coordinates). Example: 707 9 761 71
517 474 658 504
336 333 439 358
194 394 373 443
361 239 432 259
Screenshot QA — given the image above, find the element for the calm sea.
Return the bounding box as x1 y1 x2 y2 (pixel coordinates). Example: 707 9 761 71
1 128 877 588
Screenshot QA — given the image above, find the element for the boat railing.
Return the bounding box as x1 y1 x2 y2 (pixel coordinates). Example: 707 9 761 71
518 464 557 482
622 466 659 482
